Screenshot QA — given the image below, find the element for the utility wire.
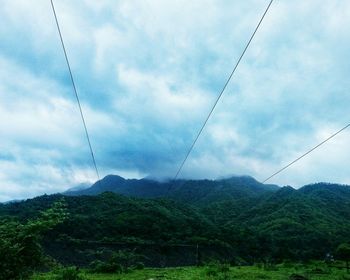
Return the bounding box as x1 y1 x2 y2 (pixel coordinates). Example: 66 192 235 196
172 0 274 182
50 0 101 183
262 123 350 183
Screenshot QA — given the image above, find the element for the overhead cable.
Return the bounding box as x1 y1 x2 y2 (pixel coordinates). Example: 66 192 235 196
50 0 101 183
172 0 274 181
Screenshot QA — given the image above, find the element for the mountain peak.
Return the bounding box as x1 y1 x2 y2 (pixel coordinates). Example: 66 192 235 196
63 174 280 201
222 175 258 183
101 174 125 181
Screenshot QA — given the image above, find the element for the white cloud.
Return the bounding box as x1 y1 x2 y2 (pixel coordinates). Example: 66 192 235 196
1 0 350 200
115 65 212 126
0 56 125 201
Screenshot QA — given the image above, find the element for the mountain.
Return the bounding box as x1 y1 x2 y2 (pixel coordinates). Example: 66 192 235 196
2 198 24 205
1 178 350 266
232 183 350 259
64 175 166 197
0 192 219 266
64 174 280 206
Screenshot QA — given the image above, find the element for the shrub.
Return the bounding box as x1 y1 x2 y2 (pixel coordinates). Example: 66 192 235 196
134 262 145 270
289 274 309 280
90 250 143 274
0 200 67 280
336 243 350 273
54 266 86 280
218 263 230 273
205 262 230 278
205 266 218 277
89 260 123 274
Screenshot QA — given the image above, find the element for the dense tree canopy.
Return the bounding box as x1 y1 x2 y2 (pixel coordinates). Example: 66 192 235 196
0 180 350 267
0 199 67 279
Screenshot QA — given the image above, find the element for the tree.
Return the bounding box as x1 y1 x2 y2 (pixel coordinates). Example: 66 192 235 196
90 249 143 273
336 243 350 273
0 199 67 279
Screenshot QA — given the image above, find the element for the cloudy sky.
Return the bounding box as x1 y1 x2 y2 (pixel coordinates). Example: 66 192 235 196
1 0 350 201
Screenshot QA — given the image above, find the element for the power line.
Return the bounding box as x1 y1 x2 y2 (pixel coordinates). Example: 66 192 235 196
50 0 101 183
172 0 274 181
262 123 350 183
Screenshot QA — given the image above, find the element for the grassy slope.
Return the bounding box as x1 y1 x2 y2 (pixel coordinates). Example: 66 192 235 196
32 264 350 280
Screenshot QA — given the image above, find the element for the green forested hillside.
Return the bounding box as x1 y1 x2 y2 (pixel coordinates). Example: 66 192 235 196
1 178 350 267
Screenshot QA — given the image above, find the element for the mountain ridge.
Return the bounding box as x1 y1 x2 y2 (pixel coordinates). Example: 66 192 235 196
63 174 280 202
1 177 350 265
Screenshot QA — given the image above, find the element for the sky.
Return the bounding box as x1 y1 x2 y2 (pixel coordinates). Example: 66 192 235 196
1 0 350 201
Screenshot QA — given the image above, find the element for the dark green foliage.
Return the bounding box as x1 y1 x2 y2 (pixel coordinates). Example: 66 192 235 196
90 260 123 273
55 192 213 244
205 262 230 279
135 262 145 270
0 199 67 279
1 179 350 268
289 274 309 280
53 266 86 280
336 243 350 272
90 250 143 273
336 243 350 260
205 264 218 277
